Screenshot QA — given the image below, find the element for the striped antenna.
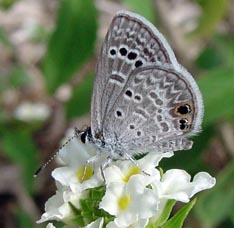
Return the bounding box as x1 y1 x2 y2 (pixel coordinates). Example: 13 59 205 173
34 128 82 177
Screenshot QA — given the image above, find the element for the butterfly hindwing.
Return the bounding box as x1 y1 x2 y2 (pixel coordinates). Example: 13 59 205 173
102 63 203 153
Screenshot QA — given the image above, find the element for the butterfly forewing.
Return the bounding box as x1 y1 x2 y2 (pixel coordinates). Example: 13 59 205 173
91 10 203 155
91 11 179 139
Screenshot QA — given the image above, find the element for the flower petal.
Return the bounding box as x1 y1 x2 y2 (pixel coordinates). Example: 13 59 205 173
46 223 56 228
138 152 174 174
37 188 81 223
59 131 95 166
190 172 216 196
106 219 149 228
84 218 104 228
153 169 216 203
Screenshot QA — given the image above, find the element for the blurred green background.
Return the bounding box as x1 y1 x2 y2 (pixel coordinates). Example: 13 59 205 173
0 0 233 227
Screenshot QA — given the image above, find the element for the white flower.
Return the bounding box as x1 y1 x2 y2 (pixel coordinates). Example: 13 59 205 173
46 223 56 228
104 152 173 184
58 130 96 166
37 186 81 224
137 152 174 175
99 175 158 227
150 169 216 222
106 219 148 228
53 133 104 192
84 218 104 228
38 131 216 228
14 101 50 122
152 169 216 203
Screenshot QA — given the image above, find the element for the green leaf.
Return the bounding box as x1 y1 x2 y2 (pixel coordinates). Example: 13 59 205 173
69 202 85 227
70 186 114 227
1 130 38 193
8 65 30 88
0 26 11 45
0 0 17 10
192 0 229 38
66 74 94 119
150 200 176 227
194 164 234 228
196 46 222 70
163 198 197 228
198 67 234 125
212 35 234 68
16 207 36 228
43 0 97 93
121 0 155 22
196 35 234 70
230 210 234 227
0 65 30 92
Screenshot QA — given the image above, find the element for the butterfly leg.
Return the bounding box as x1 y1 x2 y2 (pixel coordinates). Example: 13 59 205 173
81 153 100 182
100 155 113 183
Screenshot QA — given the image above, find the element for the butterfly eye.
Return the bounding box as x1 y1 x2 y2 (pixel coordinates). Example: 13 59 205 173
80 132 87 144
80 127 92 144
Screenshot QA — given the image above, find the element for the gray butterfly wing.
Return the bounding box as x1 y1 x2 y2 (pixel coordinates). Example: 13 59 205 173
91 10 179 140
102 63 204 154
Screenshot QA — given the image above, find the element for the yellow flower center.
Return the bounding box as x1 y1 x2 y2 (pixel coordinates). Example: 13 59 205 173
122 166 141 182
118 194 131 211
76 165 93 182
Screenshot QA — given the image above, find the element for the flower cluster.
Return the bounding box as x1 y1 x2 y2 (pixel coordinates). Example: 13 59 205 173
37 132 215 228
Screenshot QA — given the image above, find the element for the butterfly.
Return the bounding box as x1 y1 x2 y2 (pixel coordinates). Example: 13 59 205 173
79 10 203 161
34 10 204 177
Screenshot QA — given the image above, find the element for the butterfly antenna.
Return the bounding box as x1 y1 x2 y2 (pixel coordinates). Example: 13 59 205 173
34 128 82 177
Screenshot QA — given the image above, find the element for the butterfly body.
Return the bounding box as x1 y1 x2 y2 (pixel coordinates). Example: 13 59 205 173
84 10 204 158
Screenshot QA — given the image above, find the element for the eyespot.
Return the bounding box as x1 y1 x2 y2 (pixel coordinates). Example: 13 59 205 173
125 90 133 98
137 131 142 136
119 47 127 56
179 119 188 130
129 124 135 129
135 60 143 68
127 52 137 60
134 95 142 102
177 104 191 115
116 110 123 118
110 49 116 56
